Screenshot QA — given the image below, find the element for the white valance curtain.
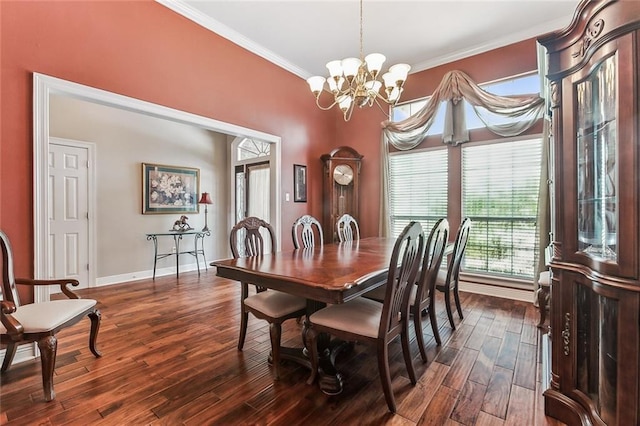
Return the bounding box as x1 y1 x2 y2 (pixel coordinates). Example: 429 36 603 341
379 70 550 295
381 70 545 149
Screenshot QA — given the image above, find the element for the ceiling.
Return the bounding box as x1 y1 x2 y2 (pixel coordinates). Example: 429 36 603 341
158 0 579 80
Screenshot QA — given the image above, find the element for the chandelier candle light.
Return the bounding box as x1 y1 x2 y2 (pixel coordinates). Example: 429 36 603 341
306 0 410 121
198 192 213 232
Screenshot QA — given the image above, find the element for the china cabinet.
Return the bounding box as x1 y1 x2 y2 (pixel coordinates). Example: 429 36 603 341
538 1 640 424
321 147 363 242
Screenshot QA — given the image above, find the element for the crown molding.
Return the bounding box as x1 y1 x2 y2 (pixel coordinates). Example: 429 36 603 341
411 16 573 74
157 1 573 80
156 0 310 78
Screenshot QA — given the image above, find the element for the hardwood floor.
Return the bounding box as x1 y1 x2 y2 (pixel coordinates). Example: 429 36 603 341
0 271 564 425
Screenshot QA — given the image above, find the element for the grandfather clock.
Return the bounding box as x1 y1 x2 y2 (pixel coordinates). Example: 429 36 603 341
321 146 363 242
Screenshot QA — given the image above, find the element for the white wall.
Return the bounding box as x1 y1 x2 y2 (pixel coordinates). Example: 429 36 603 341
49 94 230 282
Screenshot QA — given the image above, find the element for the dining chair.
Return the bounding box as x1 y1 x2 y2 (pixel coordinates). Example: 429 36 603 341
436 217 471 329
408 218 449 362
292 214 324 249
306 221 425 413
336 213 360 242
230 217 307 380
0 230 102 402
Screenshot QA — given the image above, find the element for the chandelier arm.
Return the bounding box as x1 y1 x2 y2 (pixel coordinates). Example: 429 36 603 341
371 95 392 116
373 90 394 105
343 102 355 121
313 96 340 111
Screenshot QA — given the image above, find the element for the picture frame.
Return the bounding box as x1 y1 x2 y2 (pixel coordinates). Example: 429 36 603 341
142 163 200 214
293 164 307 203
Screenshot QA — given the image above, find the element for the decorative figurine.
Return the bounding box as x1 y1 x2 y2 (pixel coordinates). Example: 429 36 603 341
172 215 193 232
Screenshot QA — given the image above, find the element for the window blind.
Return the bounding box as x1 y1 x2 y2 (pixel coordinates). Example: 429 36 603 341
462 138 542 278
389 149 448 237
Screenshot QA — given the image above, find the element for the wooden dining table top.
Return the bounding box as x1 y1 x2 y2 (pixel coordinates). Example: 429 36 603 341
212 237 398 304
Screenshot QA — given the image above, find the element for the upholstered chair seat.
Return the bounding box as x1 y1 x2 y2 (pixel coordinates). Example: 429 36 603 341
0 299 96 334
309 298 382 339
243 291 306 318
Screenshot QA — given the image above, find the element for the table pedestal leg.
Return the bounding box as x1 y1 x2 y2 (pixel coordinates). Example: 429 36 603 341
301 312 351 395
317 339 353 395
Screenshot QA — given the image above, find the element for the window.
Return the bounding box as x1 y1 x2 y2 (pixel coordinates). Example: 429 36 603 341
388 149 448 237
462 139 542 279
237 138 270 160
388 72 543 283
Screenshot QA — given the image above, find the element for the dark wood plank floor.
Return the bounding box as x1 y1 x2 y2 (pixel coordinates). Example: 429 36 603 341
0 271 564 425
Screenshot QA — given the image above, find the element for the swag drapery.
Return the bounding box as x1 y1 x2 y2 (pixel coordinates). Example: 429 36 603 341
378 70 550 293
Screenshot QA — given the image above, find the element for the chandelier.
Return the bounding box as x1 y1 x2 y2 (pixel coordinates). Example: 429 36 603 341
306 0 411 121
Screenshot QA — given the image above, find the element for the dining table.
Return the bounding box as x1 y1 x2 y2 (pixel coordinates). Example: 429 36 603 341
212 237 399 394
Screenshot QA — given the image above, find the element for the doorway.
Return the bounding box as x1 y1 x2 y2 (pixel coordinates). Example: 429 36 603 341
33 73 282 303
49 138 96 290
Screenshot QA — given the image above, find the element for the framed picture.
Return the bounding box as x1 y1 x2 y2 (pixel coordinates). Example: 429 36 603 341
294 164 307 202
142 163 200 214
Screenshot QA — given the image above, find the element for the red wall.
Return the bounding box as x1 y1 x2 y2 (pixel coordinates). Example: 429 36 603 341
0 0 334 278
1 0 541 282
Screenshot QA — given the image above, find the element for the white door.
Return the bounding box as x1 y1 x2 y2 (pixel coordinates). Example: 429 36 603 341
49 142 90 289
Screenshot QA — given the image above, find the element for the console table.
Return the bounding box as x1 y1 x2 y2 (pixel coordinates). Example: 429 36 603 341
146 230 210 279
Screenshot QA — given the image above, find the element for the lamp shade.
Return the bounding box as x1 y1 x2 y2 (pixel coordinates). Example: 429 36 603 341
198 192 213 204
307 76 326 94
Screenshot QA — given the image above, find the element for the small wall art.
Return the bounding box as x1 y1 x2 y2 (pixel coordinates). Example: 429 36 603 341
294 164 307 202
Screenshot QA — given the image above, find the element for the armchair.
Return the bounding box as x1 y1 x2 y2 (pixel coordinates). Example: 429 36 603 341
0 230 102 401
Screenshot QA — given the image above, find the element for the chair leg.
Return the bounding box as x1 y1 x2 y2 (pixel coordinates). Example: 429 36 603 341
413 308 428 364
238 310 249 350
269 322 282 380
444 290 456 330
429 305 442 346
401 320 418 382
1 342 17 372
453 285 464 320
88 309 102 357
377 342 396 413
38 335 58 402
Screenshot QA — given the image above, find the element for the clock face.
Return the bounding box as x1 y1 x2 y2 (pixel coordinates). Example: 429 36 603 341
333 164 354 186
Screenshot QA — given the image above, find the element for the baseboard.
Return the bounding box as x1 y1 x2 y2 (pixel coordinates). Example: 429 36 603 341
459 280 534 302
95 262 210 287
0 343 37 367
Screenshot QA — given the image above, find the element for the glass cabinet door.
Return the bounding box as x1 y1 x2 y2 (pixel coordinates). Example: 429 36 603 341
575 282 618 424
576 54 618 261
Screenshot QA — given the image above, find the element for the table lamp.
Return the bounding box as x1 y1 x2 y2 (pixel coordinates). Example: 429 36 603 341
198 192 213 232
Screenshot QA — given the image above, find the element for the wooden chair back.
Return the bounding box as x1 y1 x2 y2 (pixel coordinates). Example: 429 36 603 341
336 214 360 242
406 218 450 360
230 217 277 293
446 218 472 288
379 221 425 339
292 215 324 249
0 230 21 306
416 219 449 305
